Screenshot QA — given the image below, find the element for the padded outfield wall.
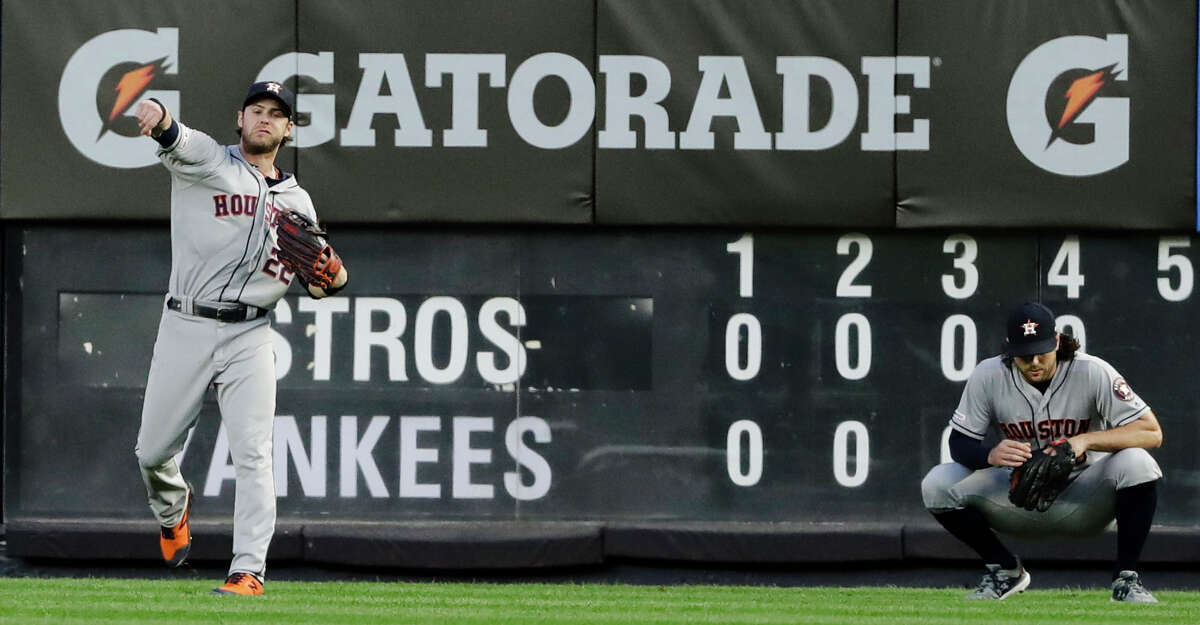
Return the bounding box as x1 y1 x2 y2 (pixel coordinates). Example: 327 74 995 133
1 1 1198 567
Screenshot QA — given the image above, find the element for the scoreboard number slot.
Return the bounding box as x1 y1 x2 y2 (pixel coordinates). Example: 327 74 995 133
836 233 873 298
1047 235 1085 299
834 313 872 380
1156 236 1193 302
726 233 754 298
833 420 869 487
725 313 763 381
941 233 979 299
939 314 977 382
726 420 763 487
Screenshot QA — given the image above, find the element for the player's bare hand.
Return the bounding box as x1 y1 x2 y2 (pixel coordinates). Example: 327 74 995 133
988 439 1033 467
134 100 170 136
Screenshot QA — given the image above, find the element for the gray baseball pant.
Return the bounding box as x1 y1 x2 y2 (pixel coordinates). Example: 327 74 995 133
134 308 277 577
921 448 1162 536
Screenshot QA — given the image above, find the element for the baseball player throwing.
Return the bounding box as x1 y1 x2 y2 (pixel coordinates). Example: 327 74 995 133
131 81 348 595
921 301 1162 602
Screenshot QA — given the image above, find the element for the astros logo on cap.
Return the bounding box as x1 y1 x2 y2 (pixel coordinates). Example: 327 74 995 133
1021 320 1039 336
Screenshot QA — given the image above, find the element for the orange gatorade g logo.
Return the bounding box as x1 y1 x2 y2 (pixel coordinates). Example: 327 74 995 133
1006 34 1129 177
58 28 180 168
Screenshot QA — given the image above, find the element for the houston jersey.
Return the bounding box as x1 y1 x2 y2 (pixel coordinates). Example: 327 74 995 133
950 352 1149 463
157 122 317 308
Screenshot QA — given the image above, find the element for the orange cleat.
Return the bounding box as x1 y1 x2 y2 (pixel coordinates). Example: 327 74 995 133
213 572 265 596
159 486 192 567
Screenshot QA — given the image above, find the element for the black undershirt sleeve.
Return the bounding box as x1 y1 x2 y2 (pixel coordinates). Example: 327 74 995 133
949 429 992 471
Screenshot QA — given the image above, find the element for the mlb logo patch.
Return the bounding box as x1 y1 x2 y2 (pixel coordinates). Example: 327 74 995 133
1112 378 1135 402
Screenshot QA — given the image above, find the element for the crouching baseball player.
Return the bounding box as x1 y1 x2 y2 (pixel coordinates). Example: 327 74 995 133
921 302 1162 603
131 80 349 595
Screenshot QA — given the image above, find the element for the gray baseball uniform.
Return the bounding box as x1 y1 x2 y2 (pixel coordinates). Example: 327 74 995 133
922 352 1162 535
133 119 317 579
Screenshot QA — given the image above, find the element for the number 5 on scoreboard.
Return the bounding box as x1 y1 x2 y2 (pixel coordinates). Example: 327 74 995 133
1156 236 1193 302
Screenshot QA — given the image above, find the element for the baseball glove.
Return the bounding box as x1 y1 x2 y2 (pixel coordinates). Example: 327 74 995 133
275 210 343 290
1008 439 1076 512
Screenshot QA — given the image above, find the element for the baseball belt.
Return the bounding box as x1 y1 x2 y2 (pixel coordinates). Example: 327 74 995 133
167 297 270 322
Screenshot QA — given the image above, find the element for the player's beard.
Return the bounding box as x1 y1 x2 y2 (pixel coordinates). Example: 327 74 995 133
241 128 283 155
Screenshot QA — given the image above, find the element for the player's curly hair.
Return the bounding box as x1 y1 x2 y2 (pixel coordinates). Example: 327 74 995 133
1056 333 1080 361
1002 332 1080 366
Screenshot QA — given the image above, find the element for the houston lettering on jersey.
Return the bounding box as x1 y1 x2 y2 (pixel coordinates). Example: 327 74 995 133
1000 418 1091 441
212 193 258 218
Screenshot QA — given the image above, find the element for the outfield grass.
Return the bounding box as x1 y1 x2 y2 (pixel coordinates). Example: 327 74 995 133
0 578 1197 625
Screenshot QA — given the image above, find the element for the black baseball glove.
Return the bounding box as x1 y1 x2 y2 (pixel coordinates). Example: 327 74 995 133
1008 439 1076 512
275 210 343 290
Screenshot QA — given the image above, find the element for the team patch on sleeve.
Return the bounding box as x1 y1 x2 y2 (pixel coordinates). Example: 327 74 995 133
1113 377 1135 402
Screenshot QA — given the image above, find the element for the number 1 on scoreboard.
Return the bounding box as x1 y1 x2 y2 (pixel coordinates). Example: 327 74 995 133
726 233 754 298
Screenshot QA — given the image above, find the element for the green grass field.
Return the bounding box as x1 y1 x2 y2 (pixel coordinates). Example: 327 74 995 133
1 578 1198 625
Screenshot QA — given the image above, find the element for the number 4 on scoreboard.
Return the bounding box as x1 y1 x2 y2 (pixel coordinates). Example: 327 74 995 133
1047 235 1085 299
